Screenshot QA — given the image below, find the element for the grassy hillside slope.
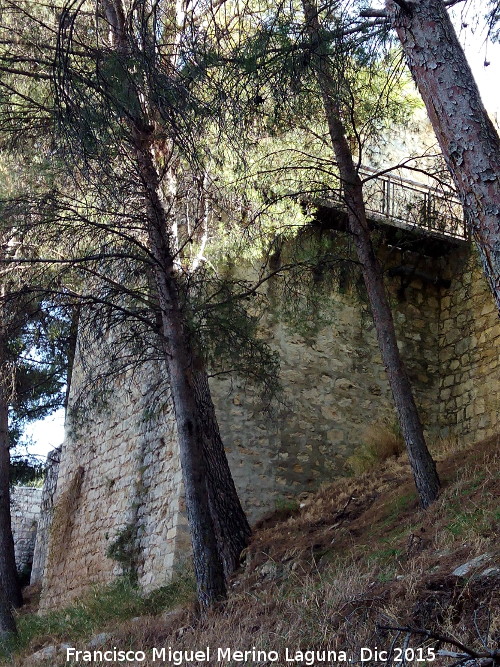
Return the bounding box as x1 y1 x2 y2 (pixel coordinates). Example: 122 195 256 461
3 434 499 666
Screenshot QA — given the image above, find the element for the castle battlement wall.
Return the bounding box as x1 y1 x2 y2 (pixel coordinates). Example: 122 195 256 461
38 241 499 611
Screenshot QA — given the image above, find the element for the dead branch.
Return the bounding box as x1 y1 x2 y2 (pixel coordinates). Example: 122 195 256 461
378 625 500 664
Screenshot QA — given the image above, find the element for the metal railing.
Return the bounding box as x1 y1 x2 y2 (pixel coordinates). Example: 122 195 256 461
327 166 468 242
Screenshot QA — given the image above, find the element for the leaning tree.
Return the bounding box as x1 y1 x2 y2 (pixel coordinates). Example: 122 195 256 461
301 0 440 507
358 0 500 315
214 0 441 507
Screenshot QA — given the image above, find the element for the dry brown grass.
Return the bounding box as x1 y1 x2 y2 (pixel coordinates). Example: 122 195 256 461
430 433 466 460
346 421 405 474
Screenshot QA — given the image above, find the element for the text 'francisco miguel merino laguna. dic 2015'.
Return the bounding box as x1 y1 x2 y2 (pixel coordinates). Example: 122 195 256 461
65 646 354 664
65 645 438 663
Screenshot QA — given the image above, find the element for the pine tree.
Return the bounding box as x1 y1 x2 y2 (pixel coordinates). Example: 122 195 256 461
360 0 500 314
0 0 252 610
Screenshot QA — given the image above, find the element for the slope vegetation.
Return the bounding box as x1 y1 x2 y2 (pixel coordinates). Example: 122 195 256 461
4 435 500 666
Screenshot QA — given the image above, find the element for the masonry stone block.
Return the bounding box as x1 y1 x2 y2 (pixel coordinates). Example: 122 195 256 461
11 486 43 578
36 245 499 611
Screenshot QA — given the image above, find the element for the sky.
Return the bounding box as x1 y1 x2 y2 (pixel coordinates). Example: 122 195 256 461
24 408 65 460
23 0 500 461
450 0 500 118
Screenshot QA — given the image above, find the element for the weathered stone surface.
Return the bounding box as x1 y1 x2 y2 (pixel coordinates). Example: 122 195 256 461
38 246 500 610
10 486 42 576
30 448 61 585
481 567 500 578
87 633 113 648
437 249 500 441
38 350 183 610
29 645 59 662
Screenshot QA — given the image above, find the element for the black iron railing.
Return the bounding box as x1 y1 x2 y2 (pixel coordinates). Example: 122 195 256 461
328 166 468 242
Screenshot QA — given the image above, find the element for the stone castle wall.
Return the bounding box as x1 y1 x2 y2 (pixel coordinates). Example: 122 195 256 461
39 348 186 610
210 264 442 514
10 486 42 577
38 241 499 611
438 248 500 442
31 447 61 585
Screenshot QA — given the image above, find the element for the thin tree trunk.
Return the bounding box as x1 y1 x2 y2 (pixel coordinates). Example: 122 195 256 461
303 0 440 508
135 134 227 609
0 398 22 608
192 366 251 578
0 302 22 609
100 0 248 609
386 0 500 314
0 586 16 640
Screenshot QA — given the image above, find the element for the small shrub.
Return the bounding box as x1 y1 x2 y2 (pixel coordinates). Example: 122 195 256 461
347 421 404 474
106 523 139 584
275 497 299 513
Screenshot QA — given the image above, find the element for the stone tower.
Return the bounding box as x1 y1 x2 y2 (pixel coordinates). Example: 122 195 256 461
37 221 500 610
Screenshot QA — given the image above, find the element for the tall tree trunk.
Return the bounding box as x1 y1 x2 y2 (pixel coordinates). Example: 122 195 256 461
0 398 23 610
147 267 251 583
100 0 249 609
386 0 500 314
303 0 440 508
0 585 16 640
0 397 22 609
135 134 227 609
0 301 23 609
193 366 251 578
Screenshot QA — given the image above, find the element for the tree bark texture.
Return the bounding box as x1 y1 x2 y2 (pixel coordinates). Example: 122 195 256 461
0 308 22 609
303 0 440 508
0 398 22 608
135 136 227 609
386 0 500 315
99 0 249 609
0 585 16 639
193 367 251 578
